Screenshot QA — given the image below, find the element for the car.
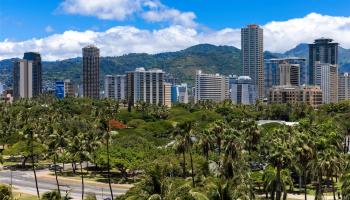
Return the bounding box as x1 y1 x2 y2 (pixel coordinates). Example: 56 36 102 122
49 164 63 172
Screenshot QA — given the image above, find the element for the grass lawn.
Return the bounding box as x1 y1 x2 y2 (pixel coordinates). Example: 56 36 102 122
13 192 37 200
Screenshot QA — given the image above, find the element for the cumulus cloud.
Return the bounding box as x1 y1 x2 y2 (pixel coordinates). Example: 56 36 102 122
0 26 214 61
263 13 350 52
59 0 197 27
1 13 350 61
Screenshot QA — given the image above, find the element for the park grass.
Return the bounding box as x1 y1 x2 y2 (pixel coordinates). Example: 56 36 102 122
13 192 37 200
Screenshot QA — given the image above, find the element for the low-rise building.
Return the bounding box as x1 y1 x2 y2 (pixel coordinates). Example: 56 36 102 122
269 85 323 107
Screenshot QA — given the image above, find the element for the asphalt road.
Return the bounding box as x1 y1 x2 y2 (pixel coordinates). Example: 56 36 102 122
0 169 130 200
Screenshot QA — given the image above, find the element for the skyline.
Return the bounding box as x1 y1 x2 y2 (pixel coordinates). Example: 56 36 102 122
1 0 350 60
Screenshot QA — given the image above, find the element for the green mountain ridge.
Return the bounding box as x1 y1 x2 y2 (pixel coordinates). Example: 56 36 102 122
1 43 350 87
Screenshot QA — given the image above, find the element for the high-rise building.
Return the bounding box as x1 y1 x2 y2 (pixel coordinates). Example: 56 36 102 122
314 62 338 104
338 72 350 102
269 85 323 107
126 68 166 106
23 52 42 96
241 24 264 99
195 70 228 103
178 83 189 104
309 38 338 85
13 52 42 99
279 62 300 86
13 60 34 99
230 76 256 105
83 45 100 99
104 75 126 101
265 58 306 93
163 82 172 107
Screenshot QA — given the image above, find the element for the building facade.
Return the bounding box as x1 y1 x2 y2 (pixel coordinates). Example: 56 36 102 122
309 38 338 85
55 81 65 99
171 85 178 103
13 60 34 99
195 70 228 103
83 45 100 99
241 24 264 99
64 79 75 97
56 80 75 99
279 62 300 86
13 53 42 99
23 52 42 96
230 76 256 105
269 85 323 107
339 72 350 102
178 83 189 104
163 82 172 107
314 62 338 104
126 68 167 106
265 58 306 93
104 75 126 101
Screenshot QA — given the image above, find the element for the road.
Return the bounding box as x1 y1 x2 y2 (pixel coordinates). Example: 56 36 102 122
0 169 132 200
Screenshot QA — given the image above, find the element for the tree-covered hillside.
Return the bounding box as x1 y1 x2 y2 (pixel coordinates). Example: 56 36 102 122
1 43 350 87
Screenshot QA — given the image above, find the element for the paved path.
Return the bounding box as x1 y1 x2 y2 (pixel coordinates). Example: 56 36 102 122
0 169 132 200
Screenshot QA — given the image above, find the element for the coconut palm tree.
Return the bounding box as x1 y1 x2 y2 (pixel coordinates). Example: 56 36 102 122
293 126 315 200
174 121 197 187
93 99 119 200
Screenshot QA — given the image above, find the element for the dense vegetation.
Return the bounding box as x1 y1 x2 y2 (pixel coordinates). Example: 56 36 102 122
0 97 350 200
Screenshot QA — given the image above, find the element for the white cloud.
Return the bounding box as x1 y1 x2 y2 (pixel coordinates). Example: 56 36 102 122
1 13 350 61
45 26 54 33
59 0 142 21
263 13 350 52
59 0 197 27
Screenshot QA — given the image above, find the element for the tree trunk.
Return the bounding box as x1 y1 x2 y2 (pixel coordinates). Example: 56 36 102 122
22 156 28 167
315 172 323 200
54 155 61 197
276 167 282 200
31 154 40 199
271 189 275 200
80 162 84 200
299 174 302 194
106 132 114 200
72 162 76 174
283 191 287 200
303 171 307 200
182 151 186 178
189 148 195 188
332 177 336 200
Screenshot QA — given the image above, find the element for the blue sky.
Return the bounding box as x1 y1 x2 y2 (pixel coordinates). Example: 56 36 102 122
0 0 350 60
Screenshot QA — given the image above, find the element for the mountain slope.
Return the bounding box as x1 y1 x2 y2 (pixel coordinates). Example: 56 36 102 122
1 43 349 88
40 44 243 84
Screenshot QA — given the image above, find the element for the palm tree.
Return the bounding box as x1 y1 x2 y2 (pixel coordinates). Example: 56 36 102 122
173 135 187 178
17 101 46 199
263 127 293 200
209 120 227 167
293 127 314 200
263 166 293 200
93 99 119 199
197 129 211 162
174 121 196 187
341 166 350 200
